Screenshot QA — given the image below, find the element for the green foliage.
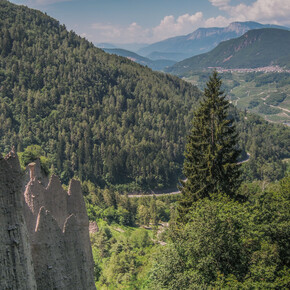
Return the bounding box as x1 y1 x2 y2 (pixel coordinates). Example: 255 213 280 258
85 185 135 226
19 145 51 174
90 222 155 289
178 71 241 220
186 71 290 125
85 179 177 227
20 145 44 166
130 228 152 249
266 92 287 106
233 110 289 181
136 204 151 226
0 1 201 190
255 72 290 87
248 99 260 108
0 1 288 191
148 175 290 289
258 104 281 115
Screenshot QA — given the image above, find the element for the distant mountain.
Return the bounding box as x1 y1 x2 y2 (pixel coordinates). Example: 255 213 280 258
138 22 289 61
96 42 148 52
147 51 188 61
96 43 117 49
103 48 176 71
166 28 290 76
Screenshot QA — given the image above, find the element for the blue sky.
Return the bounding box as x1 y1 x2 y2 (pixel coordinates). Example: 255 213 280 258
9 0 290 44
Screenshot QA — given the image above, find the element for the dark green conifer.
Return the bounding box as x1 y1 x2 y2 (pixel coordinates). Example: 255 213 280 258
178 71 241 221
2 28 13 56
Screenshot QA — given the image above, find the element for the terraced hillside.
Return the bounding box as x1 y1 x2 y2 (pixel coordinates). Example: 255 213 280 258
185 72 290 125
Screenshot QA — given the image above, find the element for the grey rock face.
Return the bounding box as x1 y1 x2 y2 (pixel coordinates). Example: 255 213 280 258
24 162 96 290
0 152 96 290
0 152 37 290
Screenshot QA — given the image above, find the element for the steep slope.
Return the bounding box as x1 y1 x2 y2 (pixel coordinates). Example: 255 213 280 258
138 22 288 61
0 150 96 289
23 162 96 289
0 1 201 189
167 28 290 76
0 1 289 192
0 150 37 290
103 48 176 71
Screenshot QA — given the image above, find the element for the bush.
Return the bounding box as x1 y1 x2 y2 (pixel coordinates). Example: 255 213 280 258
20 145 51 175
258 104 281 115
248 100 260 109
266 93 287 106
20 145 44 166
131 229 152 248
148 176 290 288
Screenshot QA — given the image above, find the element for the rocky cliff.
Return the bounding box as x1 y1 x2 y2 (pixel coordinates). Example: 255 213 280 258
0 150 96 290
0 150 37 290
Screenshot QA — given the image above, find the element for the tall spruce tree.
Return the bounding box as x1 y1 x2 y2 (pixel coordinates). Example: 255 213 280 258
178 71 241 221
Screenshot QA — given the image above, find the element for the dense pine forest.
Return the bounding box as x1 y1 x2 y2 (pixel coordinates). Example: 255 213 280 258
86 76 290 289
1 1 290 289
0 1 289 191
0 0 201 189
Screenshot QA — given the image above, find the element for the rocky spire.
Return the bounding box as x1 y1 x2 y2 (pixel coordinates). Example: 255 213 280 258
0 150 96 289
0 150 37 290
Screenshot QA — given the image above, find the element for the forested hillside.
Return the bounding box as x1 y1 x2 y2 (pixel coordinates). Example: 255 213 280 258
167 28 290 75
0 1 201 189
103 48 176 71
0 1 289 190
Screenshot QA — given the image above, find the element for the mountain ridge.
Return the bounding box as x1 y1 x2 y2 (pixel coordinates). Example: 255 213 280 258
138 21 289 61
166 28 290 75
103 48 176 71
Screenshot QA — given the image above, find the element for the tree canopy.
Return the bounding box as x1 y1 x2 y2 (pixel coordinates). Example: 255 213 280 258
0 1 289 191
178 71 241 220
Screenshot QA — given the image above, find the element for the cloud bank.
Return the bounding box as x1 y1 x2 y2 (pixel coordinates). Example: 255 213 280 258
209 0 290 24
90 0 290 44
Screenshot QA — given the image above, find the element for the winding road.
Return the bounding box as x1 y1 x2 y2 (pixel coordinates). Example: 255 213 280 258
128 153 251 198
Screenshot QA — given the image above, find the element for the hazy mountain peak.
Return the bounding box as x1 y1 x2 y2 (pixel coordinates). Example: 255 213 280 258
167 28 290 75
138 21 289 61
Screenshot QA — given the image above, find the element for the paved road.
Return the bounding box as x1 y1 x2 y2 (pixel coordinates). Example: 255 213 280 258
237 152 251 164
128 153 251 198
128 189 181 198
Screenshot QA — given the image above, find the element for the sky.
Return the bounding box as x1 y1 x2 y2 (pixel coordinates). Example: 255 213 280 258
9 0 290 45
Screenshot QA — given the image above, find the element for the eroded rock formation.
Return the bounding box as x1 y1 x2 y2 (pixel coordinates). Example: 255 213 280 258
0 151 37 290
1 151 96 290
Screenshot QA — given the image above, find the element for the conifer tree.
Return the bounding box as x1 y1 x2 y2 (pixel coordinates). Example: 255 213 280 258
178 71 241 221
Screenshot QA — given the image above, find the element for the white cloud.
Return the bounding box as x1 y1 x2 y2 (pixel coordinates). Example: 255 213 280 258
90 12 204 44
91 22 150 43
89 0 290 44
204 15 231 27
208 0 231 8
210 0 290 25
152 12 203 40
